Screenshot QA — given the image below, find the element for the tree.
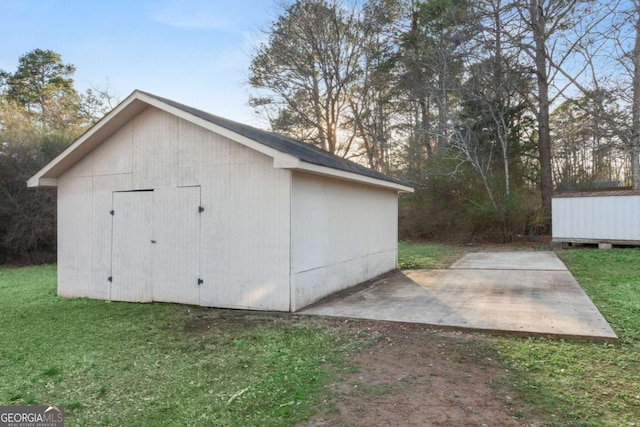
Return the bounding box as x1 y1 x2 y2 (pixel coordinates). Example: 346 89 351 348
0 100 65 263
630 0 640 188
0 49 114 264
395 0 477 155
551 92 627 188
249 0 370 157
345 0 403 172
574 0 639 188
1 49 79 130
463 0 533 199
512 0 616 220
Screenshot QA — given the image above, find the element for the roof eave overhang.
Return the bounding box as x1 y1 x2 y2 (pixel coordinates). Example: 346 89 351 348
280 159 413 192
27 90 414 193
27 91 149 188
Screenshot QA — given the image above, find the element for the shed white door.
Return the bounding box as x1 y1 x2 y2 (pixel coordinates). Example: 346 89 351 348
152 186 201 305
111 191 154 302
110 187 201 305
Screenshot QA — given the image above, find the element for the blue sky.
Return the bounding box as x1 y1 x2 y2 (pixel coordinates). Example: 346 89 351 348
0 0 274 126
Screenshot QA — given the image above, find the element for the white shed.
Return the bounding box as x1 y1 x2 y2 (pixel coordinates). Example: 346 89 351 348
552 190 640 246
28 90 412 311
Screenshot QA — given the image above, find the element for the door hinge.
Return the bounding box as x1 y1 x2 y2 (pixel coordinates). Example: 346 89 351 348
110 210 115 216
108 276 112 282
197 278 204 285
198 206 205 213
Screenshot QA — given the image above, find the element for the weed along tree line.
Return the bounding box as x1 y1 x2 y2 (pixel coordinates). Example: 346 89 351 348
3 0 640 265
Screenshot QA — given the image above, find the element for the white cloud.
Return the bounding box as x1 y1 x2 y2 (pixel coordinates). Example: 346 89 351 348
149 0 238 31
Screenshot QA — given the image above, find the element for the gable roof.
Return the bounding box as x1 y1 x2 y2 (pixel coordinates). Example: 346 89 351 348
27 90 413 192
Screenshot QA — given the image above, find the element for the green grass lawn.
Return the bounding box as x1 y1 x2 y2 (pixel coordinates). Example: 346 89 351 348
397 241 461 269
495 248 640 426
399 243 640 426
0 265 343 426
2 245 639 426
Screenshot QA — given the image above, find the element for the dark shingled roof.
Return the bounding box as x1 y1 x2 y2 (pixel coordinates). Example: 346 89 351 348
141 91 408 187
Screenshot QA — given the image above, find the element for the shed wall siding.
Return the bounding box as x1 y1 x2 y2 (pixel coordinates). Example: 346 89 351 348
552 195 640 241
57 175 93 298
290 172 397 311
56 106 291 311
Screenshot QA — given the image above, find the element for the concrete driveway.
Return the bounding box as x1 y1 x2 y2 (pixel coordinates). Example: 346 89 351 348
300 251 617 342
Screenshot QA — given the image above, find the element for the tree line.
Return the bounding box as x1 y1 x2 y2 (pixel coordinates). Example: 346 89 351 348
0 49 114 264
2 1 639 263
249 0 640 241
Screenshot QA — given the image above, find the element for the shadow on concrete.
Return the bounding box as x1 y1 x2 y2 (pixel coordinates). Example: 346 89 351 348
299 252 617 342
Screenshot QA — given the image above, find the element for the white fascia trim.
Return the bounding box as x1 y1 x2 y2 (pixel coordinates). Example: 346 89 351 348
290 161 414 192
27 177 58 188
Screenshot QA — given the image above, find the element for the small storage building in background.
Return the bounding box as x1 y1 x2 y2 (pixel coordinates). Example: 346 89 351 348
28 90 412 311
552 190 640 246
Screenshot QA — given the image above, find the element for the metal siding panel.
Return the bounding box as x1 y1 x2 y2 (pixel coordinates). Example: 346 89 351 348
564 198 574 238
553 195 640 241
132 107 178 189
558 198 570 238
557 198 571 238
91 174 133 300
634 197 640 239
368 189 397 254
92 121 133 176
612 197 623 239
324 257 368 296
152 186 201 305
291 174 326 272
368 250 396 278
570 198 582 238
324 180 352 265
293 268 325 309
111 191 153 302
227 154 290 311
229 139 263 164
551 198 561 238
577 198 589 238
583 198 593 238
64 151 94 178
291 172 398 310
198 165 231 307
594 197 605 238
348 186 369 259
177 118 230 186
604 197 616 239
57 176 93 298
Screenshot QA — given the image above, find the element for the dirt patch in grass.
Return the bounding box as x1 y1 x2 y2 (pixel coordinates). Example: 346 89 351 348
303 321 548 427
180 312 550 426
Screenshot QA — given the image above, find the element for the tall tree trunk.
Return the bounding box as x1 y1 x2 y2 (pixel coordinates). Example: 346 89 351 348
419 94 432 155
312 71 328 152
437 74 447 148
493 0 510 198
632 3 640 188
531 0 553 220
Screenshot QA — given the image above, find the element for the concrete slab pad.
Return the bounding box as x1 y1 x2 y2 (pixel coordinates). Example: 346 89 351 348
301 252 617 341
450 251 567 271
